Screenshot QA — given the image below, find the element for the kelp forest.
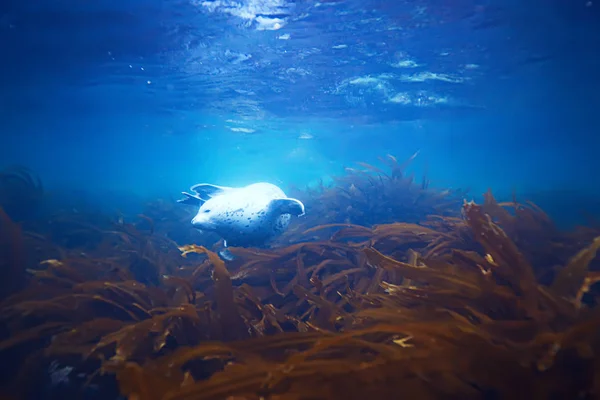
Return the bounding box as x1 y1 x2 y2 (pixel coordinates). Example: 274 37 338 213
1 154 599 400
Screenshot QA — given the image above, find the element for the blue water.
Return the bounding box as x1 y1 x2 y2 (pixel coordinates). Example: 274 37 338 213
1 0 599 226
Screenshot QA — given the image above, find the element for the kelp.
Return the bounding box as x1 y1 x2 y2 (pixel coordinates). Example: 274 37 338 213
0 166 44 222
94 203 599 400
280 152 466 243
0 155 599 399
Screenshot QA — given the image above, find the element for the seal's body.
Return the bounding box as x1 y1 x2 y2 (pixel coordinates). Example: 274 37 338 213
178 182 305 259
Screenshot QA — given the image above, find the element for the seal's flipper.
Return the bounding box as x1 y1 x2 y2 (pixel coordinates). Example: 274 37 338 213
218 240 235 261
269 198 305 217
190 184 233 200
218 248 235 261
177 191 205 206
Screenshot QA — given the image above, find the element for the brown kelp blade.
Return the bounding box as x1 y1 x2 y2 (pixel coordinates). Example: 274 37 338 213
179 244 248 340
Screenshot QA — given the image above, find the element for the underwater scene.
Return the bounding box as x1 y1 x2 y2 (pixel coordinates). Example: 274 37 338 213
1 0 600 399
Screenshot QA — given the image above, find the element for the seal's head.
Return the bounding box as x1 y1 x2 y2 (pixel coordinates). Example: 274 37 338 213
190 202 219 230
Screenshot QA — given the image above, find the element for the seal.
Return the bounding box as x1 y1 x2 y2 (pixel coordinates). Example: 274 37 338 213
178 182 305 260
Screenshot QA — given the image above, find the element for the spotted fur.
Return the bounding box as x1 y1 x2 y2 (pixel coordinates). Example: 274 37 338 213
179 182 305 249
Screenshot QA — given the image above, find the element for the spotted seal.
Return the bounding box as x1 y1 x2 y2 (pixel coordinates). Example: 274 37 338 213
178 182 305 260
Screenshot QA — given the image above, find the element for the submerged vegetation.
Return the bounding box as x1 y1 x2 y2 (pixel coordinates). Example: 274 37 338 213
0 156 599 399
